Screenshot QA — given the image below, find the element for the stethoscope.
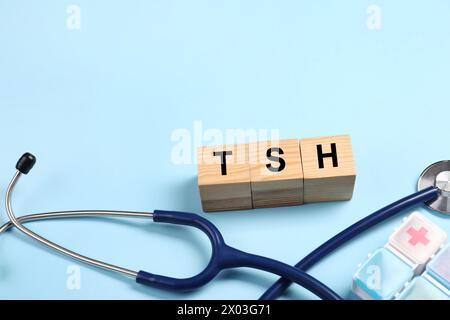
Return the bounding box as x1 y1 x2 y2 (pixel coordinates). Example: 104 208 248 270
2 153 450 300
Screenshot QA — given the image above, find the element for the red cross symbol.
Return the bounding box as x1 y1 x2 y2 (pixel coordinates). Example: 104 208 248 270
407 226 430 246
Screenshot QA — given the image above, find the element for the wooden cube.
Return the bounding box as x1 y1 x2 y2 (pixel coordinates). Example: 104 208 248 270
197 144 252 212
249 139 303 208
299 135 356 203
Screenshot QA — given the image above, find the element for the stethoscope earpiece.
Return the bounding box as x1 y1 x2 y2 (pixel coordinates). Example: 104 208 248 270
16 153 36 175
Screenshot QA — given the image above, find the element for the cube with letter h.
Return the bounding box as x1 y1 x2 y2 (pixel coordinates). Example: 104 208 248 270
197 134 356 212
300 135 356 203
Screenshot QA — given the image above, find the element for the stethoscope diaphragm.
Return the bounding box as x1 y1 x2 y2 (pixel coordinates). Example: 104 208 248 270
418 160 450 214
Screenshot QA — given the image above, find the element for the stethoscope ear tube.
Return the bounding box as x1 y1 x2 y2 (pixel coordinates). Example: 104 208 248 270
3 164 342 300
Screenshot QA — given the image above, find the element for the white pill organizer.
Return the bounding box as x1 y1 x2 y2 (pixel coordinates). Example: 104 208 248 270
352 212 450 300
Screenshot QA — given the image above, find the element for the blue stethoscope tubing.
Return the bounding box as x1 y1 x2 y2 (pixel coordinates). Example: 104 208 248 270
4 153 341 300
137 210 341 300
259 186 440 300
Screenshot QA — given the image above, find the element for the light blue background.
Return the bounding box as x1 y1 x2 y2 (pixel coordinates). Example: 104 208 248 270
1 1 450 299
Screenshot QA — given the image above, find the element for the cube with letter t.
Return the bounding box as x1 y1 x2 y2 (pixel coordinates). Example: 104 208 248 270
299 135 356 203
197 144 252 212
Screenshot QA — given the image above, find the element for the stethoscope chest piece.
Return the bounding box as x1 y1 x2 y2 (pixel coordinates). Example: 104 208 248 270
418 160 450 214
